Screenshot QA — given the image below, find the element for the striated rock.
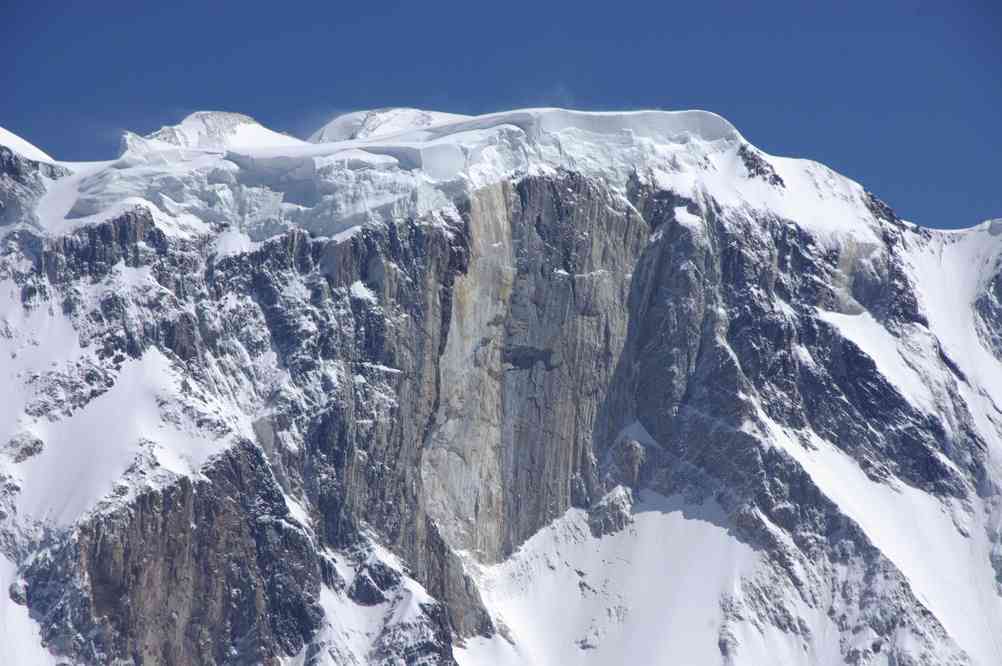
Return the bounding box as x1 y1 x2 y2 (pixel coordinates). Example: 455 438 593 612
23 441 322 665
1 108 1001 665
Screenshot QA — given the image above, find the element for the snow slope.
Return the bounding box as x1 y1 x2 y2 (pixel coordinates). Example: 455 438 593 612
456 493 753 666
12 349 231 527
757 413 1002 666
0 126 54 162
0 557 57 665
904 221 1002 438
285 545 441 665
0 272 245 530
815 309 937 413
804 218 1002 666
457 491 843 666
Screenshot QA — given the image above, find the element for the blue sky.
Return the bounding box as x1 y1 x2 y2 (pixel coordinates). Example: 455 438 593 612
3 0 999 228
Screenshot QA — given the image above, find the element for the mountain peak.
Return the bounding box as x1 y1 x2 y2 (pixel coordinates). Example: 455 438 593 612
142 111 305 152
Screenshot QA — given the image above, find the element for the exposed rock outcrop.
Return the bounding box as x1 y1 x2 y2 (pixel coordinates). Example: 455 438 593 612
2 109 1001 665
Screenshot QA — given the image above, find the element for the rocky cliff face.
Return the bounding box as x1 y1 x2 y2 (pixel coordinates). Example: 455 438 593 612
1 109 1001 665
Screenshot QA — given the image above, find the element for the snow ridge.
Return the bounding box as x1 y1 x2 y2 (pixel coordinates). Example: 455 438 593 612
0 126 54 162
11 106 919 250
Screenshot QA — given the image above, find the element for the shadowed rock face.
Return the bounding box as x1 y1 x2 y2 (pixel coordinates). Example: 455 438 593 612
0 147 70 227
24 441 322 665
0 141 999 664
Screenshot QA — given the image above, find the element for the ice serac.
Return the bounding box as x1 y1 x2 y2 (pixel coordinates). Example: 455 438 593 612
1 106 1001 665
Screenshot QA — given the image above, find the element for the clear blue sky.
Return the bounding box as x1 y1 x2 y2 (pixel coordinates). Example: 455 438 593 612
3 0 999 228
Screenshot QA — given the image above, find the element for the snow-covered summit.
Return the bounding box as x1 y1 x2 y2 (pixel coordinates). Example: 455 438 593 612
13 106 904 251
127 110 306 155
0 126 54 162
6 105 996 254
309 107 470 142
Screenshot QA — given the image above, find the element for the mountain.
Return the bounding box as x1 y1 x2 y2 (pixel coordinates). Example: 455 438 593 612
1 107 1001 665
